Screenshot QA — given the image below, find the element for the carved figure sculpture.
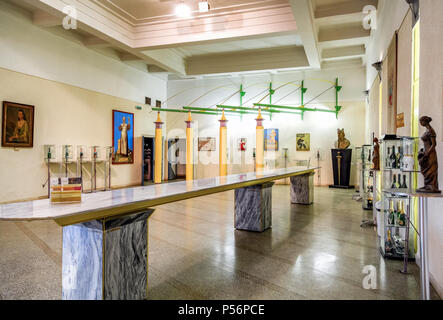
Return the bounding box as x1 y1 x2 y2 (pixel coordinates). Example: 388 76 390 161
335 129 350 149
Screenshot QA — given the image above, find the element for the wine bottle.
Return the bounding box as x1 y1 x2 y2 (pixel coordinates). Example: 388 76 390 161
391 175 397 189
398 201 406 227
401 175 408 189
390 146 397 168
397 146 404 169
47 147 51 160
386 147 391 168
389 200 395 225
397 174 402 188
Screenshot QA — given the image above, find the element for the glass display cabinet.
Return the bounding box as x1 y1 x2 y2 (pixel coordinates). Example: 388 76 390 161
379 135 419 266
62 145 74 177
44 145 57 198
104 146 113 190
357 145 374 210
44 144 57 162
76 145 91 192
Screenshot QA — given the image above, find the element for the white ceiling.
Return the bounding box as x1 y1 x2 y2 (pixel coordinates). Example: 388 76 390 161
174 33 303 57
7 0 377 77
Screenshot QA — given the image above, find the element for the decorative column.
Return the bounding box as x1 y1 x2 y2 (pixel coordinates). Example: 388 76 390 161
219 110 228 177
185 111 194 181
154 112 163 184
255 108 264 173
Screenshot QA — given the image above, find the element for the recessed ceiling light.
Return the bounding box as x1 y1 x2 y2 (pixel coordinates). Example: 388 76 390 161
175 1 192 18
198 1 210 13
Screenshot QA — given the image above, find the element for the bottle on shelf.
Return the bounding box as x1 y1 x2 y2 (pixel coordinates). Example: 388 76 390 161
400 174 408 189
388 200 396 225
396 146 403 169
386 229 393 253
391 174 397 189
397 173 402 188
386 147 391 168
398 200 406 227
390 146 397 168
47 147 52 160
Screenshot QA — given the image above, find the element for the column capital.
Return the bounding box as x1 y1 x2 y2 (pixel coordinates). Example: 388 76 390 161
219 109 228 127
185 111 193 128
154 111 163 128
255 108 264 127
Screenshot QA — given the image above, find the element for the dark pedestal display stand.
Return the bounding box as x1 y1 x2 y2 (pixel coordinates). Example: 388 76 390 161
329 149 354 189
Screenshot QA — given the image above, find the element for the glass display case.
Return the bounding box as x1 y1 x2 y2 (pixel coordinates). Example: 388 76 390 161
379 135 418 262
77 145 91 162
358 145 374 210
380 193 414 259
44 144 57 162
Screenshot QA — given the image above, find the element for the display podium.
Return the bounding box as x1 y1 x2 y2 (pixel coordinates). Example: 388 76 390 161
329 149 354 189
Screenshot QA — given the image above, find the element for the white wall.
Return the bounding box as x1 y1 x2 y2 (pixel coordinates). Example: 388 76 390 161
0 1 166 104
418 0 443 298
365 0 410 92
0 2 167 203
166 67 367 186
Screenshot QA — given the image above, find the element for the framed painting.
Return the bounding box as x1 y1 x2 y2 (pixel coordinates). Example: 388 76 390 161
264 129 279 151
237 138 247 151
112 110 134 164
2 101 35 148
387 33 397 113
198 137 216 151
296 133 310 151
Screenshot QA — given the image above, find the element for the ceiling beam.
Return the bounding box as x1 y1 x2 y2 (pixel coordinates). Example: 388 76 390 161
133 4 297 50
185 46 309 76
32 10 61 27
147 65 167 73
119 52 143 61
288 0 321 69
322 45 365 61
315 0 378 19
83 36 112 48
318 23 370 43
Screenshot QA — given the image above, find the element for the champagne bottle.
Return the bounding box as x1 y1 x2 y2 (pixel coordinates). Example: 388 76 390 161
398 201 406 227
389 200 395 225
386 229 392 253
390 146 397 168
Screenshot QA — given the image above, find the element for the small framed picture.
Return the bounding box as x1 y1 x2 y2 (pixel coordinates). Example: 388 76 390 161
238 138 247 151
2 101 35 148
198 137 216 151
296 133 310 151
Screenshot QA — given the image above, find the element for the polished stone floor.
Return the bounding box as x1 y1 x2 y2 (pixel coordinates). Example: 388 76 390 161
0 186 440 300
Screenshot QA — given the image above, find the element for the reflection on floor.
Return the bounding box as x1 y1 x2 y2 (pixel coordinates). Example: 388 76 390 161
0 186 440 300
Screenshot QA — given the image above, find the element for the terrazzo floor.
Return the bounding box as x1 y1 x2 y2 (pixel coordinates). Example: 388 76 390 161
0 186 440 300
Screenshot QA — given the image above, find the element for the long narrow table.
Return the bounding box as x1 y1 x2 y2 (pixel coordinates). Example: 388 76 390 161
0 166 317 300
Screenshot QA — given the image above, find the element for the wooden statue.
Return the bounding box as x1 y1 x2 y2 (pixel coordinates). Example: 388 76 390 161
335 129 350 149
372 137 380 170
417 116 441 193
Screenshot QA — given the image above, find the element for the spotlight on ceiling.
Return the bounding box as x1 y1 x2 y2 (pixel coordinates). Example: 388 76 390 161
175 1 191 18
198 1 210 13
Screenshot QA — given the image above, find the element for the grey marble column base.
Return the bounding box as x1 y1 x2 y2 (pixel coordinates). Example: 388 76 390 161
62 209 154 300
234 182 274 232
290 172 315 205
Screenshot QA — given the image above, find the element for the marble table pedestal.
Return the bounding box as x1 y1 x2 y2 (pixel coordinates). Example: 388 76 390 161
234 182 274 232
62 209 154 300
290 172 314 205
